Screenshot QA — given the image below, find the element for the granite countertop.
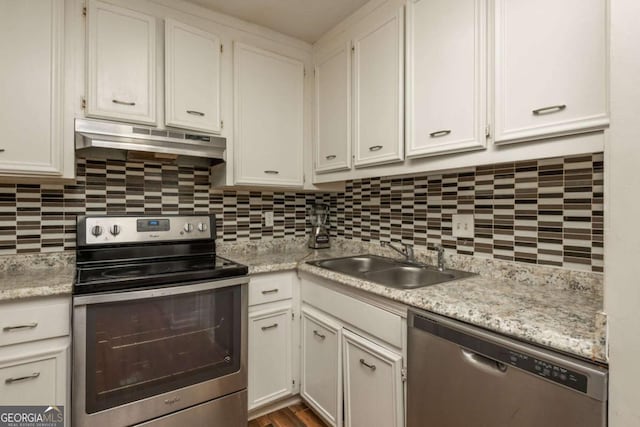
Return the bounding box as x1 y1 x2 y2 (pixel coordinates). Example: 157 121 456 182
0 241 606 363
0 251 75 302
220 241 607 363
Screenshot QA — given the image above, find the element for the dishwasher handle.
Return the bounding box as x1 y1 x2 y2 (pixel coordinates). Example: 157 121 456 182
460 348 508 375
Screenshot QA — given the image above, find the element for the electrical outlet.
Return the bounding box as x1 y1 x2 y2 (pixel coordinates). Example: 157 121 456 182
452 214 474 238
263 211 274 227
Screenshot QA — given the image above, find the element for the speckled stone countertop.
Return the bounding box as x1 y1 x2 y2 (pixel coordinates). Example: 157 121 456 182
0 253 74 302
220 238 607 363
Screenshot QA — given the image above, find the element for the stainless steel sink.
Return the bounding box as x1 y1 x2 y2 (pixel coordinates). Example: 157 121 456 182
311 255 400 274
307 255 476 289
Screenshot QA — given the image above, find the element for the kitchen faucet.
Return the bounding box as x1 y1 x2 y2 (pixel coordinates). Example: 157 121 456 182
434 244 445 271
382 241 416 263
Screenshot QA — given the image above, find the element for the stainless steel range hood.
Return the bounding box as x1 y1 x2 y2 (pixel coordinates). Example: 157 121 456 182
75 119 226 165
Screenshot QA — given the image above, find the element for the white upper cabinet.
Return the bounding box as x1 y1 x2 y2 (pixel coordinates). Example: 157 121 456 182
352 6 404 168
234 43 304 187
0 0 66 177
86 0 156 125
406 0 487 158
493 0 608 144
165 19 222 133
314 42 352 173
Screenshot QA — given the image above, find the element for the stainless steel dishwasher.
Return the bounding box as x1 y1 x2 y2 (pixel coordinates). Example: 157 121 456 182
407 309 608 427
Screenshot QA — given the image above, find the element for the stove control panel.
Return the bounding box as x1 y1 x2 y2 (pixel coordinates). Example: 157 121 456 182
80 215 214 245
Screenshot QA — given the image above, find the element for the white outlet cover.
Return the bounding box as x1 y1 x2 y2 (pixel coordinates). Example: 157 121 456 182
452 214 474 238
264 211 274 227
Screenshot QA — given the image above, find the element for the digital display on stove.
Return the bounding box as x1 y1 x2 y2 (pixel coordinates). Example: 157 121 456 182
137 219 170 232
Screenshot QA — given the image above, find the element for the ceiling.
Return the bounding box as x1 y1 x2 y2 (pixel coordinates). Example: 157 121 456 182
183 0 370 43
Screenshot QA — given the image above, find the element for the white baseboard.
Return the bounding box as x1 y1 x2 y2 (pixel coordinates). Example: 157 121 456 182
248 394 302 420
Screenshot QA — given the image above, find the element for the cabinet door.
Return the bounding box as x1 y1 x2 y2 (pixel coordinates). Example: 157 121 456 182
86 0 156 124
165 19 221 133
0 340 68 406
0 0 64 176
234 43 304 187
314 42 351 173
406 0 486 158
342 330 403 427
494 0 608 144
301 307 342 427
353 7 404 167
248 306 293 410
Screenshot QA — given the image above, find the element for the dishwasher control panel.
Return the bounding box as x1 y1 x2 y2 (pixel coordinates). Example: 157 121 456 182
506 350 588 393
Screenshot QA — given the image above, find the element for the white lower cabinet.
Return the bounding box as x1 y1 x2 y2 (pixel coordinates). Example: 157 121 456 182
0 339 68 406
342 329 404 427
301 307 343 427
247 272 299 414
300 277 406 427
248 306 293 409
0 297 70 425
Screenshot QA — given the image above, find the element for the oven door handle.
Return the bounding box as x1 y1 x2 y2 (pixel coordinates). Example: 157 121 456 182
73 276 249 306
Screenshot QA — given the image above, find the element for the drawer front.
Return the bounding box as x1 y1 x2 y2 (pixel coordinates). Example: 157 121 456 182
0 299 70 347
249 272 294 306
301 279 402 348
0 357 57 404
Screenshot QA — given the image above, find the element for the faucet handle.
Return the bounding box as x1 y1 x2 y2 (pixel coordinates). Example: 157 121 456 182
404 244 414 258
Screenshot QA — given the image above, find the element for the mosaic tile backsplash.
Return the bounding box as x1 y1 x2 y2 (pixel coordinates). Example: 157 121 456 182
327 153 604 273
0 159 322 254
0 153 603 272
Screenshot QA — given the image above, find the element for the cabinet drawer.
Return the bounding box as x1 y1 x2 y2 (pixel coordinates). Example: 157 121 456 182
301 279 402 348
0 357 57 404
249 272 294 306
0 299 69 347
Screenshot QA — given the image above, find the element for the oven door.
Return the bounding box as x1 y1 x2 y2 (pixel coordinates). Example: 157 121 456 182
72 277 248 427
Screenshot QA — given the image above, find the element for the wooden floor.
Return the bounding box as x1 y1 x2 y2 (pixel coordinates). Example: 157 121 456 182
249 402 327 427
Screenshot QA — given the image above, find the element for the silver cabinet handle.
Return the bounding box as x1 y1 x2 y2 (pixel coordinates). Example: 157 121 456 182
5 372 40 384
0 149 5 153
359 358 376 371
186 110 205 116
532 104 566 115
112 99 136 106
164 396 181 405
3 322 38 332
325 155 337 160
261 323 279 331
264 170 279 174
369 145 383 151
313 330 326 340
429 129 451 138
261 289 279 295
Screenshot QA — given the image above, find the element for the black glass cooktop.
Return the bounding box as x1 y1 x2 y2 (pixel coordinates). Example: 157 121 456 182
74 255 248 295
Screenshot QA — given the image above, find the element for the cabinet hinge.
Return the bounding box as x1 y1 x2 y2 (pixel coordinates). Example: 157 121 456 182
220 120 224 129
401 368 407 382
81 98 86 109
220 44 223 54
304 68 307 77
82 6 87 16
485 124 491 138
292 379 296 386
291 312 294 320
351 45 355 53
